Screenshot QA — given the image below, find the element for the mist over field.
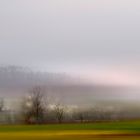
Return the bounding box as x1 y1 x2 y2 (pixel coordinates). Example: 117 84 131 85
0 0 140 125
0 66 139 109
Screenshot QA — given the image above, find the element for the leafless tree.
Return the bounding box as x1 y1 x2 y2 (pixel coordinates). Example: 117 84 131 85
0 98 4 112
77 112 85 123
23 86 46 124
54 103 65 123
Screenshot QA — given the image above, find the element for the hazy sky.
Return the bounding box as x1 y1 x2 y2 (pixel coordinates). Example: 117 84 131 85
0 0 140 86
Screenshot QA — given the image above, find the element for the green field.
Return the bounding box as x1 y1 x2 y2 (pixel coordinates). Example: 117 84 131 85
0 121 140 140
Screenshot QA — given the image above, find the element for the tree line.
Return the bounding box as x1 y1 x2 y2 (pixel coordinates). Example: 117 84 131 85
0 86 140 124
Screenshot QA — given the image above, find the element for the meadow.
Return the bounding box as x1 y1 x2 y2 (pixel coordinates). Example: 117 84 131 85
0 121 140 140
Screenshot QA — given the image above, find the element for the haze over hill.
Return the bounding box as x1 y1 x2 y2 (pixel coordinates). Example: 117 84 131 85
1 0 140 108
0 66 140 108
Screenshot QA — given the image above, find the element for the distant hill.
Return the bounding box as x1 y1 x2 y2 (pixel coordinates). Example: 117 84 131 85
0 66 139 106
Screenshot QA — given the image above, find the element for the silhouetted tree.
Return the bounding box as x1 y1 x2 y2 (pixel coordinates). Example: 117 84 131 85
23 86 46 124
54 103 65 123
0 98 4 112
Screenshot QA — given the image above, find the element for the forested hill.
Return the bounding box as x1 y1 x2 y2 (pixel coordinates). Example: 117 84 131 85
0 66 139 105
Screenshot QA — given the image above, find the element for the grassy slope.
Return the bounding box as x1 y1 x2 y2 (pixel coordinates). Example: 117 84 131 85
0 121 140 132
0 121 140 140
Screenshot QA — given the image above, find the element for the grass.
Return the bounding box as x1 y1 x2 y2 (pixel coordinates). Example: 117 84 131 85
0 121 140 139
1 120 140 131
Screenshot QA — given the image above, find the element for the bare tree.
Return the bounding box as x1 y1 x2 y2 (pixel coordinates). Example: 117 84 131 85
77 112 84 123
73 108 89 123
54 103 65 123
0 98 4 112
23 86 46 124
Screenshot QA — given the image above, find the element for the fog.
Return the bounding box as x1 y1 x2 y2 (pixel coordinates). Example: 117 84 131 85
0 0 140 106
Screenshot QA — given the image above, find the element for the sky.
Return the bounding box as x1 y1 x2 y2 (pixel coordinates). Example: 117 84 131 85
0 0 140 86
